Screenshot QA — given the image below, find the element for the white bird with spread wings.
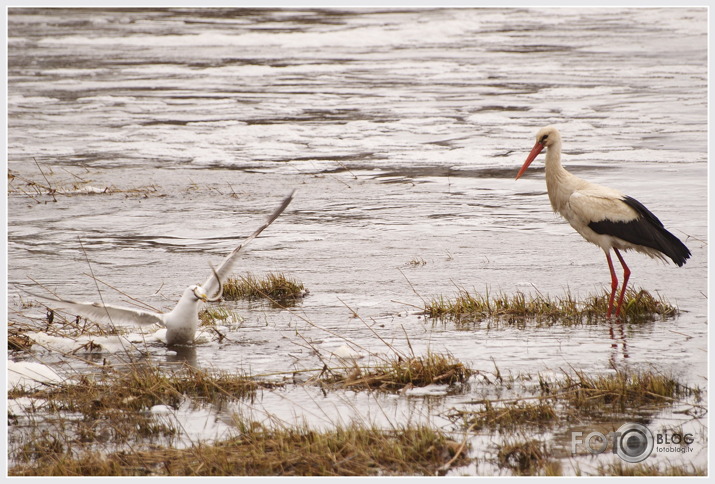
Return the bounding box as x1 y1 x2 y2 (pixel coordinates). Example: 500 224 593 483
25 191 295 346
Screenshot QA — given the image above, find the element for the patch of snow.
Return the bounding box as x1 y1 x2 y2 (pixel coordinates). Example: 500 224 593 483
8 360 65 391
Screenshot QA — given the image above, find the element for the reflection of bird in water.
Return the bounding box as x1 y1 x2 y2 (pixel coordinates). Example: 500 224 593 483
516 126 690 317
609 319 630 366
166 345 198 366
26 191 294 346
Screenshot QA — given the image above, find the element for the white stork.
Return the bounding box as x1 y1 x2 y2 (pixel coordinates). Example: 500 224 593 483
515 126 690 317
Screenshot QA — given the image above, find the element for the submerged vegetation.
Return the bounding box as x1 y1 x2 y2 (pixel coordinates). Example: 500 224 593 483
593 461 707 477
449 366 704 477
451 367 701 433
8 165 160 203
425 287 677 325
9 362 271 475
456 400 558 431
222 272 307 305
497 438 560 476
450 366 703 476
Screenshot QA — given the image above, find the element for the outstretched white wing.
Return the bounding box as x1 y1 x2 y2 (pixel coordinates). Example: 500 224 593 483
202 190 295 296
24 290 165 327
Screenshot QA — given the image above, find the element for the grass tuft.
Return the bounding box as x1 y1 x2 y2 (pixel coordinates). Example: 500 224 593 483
9 332 34 351
9 362 261 409
455 400 558 430
425 287 676 325
9 423 466 476
582 288 677 322
557 368 698 413
222 272 307 305
199 306 241 327
321 351 473 391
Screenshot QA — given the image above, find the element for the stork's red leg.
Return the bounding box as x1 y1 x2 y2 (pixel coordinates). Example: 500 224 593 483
613 248 631 316
605 252 619 317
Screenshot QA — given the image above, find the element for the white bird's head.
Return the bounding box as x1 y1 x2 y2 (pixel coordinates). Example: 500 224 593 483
515 126 562 180
189 282 223 303
190 284 209 302
180 265 224 304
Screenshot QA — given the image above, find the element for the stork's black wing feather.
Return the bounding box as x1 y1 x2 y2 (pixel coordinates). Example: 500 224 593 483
588 196 691 266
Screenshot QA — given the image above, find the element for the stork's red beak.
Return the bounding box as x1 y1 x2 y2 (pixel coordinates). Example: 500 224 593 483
515 142 545 180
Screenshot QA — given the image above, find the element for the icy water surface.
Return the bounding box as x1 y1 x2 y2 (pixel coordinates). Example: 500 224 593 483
7 8 708 475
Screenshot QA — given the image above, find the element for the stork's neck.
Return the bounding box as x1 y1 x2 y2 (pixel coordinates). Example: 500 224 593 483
543 140 576 213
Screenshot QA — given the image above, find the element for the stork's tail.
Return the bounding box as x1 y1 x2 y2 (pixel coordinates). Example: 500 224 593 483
589 195 691 266
620 196 691 266
656 227 691 267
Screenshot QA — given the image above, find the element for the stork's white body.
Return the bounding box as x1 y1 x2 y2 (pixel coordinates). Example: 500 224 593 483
542 134 663 261
516 126 690 316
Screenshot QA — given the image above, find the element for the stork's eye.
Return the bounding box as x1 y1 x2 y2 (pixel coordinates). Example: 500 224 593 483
540 135 549 143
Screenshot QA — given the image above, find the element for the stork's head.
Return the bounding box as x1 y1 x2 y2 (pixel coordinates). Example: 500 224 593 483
534 125 561 148
515 126 561 180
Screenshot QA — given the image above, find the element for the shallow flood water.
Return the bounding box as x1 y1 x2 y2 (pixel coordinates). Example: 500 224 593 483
7 8 708 475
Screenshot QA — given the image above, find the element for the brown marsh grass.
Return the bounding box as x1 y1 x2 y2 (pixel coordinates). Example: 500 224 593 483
10 422 466 476
450 367 701 446
199 306 240 327
594 461 707 476
496 438 563 476
460 366 699 418
556 368 699 413
425 287 676 325
319 351 473 391
454 400 558 431
222 272 307 304
9 362 263 407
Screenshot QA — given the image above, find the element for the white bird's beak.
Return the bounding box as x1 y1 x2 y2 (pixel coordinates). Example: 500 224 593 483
193 286 209 302
516 141 545 180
